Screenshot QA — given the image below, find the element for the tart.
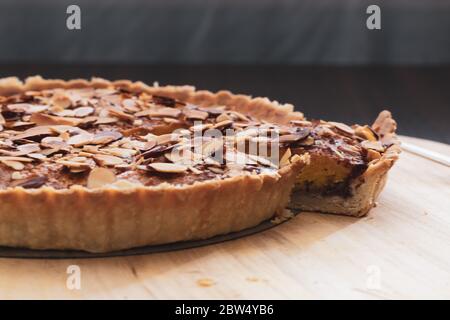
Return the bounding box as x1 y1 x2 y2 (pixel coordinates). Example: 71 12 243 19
0 76 400 252
0 76 308 252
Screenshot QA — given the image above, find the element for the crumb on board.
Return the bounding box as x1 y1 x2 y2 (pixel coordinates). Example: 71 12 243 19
196 278 216 287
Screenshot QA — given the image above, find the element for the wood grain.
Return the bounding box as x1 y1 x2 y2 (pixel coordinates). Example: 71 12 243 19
0 135 449 299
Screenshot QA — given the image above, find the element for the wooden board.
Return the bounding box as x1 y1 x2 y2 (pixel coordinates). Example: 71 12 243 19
0 135 449 299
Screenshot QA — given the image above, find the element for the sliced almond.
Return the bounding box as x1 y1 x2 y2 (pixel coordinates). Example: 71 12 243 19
0 156 33 162
11 126 52 141
56 159 92 171
184 109 209 120
355 125 378 141
148 162 187 173
367 149 382 161
1 160 25 170
248 154 276 168
228 111 250 122
361 140 385 152
51 93 72 109
145 107 181 118
16 143 41 155
280 148 292 168
100 147 136 158
87 167 117 189
30 113 82 126
122 99 140 112
216 113 231 122
91 131 123 145
328 121 355 136
189 123 213 132
41 136 67 149
0 113 5 125
67 132 94 146
107 108 134 122
95 117 118 125
155 133 179 145
93 154 124 166
74 106 94 118
27 153 47 160
213 120 233 130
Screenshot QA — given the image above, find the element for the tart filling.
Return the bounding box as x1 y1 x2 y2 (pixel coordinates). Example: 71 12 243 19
0 87 306 190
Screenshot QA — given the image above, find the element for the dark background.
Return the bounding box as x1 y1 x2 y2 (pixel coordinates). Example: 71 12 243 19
0 0 449 143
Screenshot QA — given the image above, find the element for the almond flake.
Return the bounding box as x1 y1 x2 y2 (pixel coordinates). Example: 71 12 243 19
30 113 82 126
155 133 179 145
184 109 209 120
87 167 117 189
16 143 41 155
74 106 94 118
367 149 382 161
189 123 213 132
107 108 134 122
122 99 140 112
94 154 124 166
95 117 118 125
51 93 72 109
147 107 181 118
11 126 52 141
27 153 47 160
1 159 25 170
41 136 67 149
148 162 187 173
361 140 385 152
229 111 250 122
100 147 136 158
0 113 5 125
216 113 231 122
280 148 292 168
56 159 92 170
91 131 123 145
67 132 94 146
328 121 355 136
213 120 233 130
290 120 312 126
0 156 33 163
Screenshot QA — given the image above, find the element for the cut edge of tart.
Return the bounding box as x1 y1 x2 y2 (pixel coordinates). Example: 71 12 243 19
289 111 401 217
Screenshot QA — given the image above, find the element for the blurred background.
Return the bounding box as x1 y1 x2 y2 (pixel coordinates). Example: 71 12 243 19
0 0 449 142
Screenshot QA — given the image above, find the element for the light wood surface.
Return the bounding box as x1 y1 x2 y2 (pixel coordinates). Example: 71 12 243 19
0 135 449 300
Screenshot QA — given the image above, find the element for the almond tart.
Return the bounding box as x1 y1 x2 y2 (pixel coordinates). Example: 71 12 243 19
0 76 309 252
0 76 400 252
